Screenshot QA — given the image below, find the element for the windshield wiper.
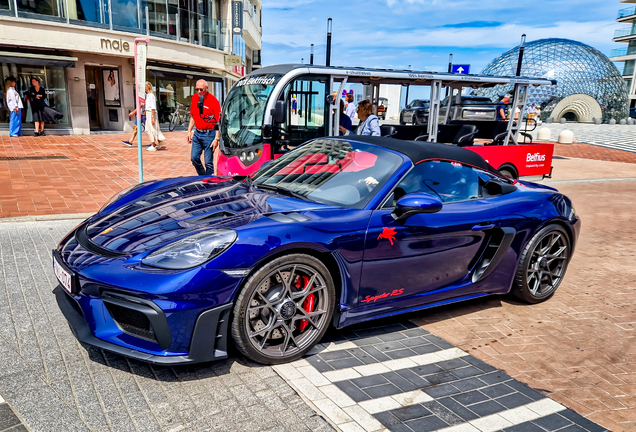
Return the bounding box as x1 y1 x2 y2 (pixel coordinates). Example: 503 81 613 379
254 184 308 201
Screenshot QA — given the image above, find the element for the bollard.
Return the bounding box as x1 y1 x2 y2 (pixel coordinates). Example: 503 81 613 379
559 118 566 124
628 118 635 125
537 127 551 141
609 119 616 125
620 119 627 125
546 117 553 124
558 130 574 144
594 118 602 125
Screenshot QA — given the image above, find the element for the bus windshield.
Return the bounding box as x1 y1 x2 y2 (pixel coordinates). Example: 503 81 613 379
221 74 281 149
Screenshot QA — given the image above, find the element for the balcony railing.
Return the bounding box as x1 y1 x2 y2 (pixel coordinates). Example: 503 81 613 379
614 27 636 39
612 47 636 57
0 0 231 53
618 6 636 19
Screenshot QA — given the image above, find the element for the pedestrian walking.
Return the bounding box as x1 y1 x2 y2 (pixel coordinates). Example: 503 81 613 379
535 105 542 125
187 79 221 176
29 77 46 136
122 105 145 147
527 103 537 125
292 97 297 115
345 93 356 122
144 82 165 151
4 76 23 137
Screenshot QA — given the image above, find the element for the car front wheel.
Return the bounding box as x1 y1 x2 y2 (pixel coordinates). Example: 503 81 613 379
512 224 570 304
231 254 335 364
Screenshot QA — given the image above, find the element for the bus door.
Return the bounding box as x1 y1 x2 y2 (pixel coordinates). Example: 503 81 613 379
276 75 329 152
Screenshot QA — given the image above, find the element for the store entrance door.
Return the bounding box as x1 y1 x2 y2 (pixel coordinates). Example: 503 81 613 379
85 66 101 129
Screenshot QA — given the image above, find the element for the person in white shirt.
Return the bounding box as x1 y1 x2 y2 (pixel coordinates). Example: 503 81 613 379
4 76 23 137
144 81 165 151
345 93 356 122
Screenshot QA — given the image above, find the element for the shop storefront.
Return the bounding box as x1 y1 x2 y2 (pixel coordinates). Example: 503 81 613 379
0 54 74 129
146 65 224 127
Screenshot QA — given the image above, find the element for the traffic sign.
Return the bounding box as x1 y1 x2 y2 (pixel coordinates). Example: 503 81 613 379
451 64 471 74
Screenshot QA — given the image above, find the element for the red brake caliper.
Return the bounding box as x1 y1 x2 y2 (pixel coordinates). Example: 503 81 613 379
295 276 315 331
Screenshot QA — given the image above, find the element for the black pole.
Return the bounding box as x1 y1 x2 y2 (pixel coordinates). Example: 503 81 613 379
447 53 453 73
516 34 526 76
326 18 332 66
310 44 314 65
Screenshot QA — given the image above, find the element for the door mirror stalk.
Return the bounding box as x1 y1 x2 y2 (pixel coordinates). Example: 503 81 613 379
392 193 443 223
272 101 287 124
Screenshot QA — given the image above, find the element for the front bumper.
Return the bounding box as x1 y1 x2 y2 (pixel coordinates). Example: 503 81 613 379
55 286 232 365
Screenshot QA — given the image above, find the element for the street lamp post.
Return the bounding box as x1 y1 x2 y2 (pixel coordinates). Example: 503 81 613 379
326 18 332 66
310 44 314 65
448 53 453 73
516 34 526 77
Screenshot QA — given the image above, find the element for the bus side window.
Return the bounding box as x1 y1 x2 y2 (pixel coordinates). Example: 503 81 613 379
278 76 328 149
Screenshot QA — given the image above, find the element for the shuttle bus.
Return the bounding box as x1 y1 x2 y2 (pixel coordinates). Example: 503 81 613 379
217 64 555 180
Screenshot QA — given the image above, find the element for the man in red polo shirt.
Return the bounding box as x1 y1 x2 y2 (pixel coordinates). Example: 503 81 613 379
187 79 222 175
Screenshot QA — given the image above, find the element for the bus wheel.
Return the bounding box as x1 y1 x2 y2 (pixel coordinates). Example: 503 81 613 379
499 165 518 179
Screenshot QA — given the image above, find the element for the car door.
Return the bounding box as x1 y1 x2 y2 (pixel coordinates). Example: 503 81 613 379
358 160 498 305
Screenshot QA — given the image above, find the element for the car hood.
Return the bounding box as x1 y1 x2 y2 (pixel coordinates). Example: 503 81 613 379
83 178 338 254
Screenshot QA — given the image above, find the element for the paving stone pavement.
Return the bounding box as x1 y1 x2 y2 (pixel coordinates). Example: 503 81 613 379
531 123 636 155
0 219 333 432
279 323 605 432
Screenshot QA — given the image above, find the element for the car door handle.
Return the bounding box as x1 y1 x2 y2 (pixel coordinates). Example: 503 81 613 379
472 223 495 231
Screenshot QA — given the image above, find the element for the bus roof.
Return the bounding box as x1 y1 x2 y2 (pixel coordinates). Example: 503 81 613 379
246 64 555 88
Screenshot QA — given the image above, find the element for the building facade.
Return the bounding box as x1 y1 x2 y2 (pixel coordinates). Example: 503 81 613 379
610 0 636 108
0 0 261 134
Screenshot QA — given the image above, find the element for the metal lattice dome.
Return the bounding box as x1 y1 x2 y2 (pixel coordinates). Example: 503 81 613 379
478 38 629 122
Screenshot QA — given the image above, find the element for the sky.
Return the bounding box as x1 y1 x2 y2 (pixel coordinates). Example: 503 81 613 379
261 0 624 74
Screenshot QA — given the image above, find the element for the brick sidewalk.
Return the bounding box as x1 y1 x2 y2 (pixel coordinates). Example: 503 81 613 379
0 133 193 218
1 134 635 218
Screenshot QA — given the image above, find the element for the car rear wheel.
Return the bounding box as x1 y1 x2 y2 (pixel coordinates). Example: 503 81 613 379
231 254 335 364
512 224 570 304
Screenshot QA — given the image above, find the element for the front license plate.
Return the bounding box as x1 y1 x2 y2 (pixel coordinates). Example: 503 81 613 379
53 253 73 294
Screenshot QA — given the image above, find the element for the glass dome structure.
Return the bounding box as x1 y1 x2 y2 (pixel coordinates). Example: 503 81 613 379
478 38 629 122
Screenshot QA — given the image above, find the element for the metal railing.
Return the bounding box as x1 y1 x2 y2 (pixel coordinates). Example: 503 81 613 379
618 6 636 19
614 27 636 39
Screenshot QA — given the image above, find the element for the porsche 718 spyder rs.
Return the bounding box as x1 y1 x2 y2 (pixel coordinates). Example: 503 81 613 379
53 136 580 365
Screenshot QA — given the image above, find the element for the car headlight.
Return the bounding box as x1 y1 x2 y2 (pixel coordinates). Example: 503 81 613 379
141 229 237 270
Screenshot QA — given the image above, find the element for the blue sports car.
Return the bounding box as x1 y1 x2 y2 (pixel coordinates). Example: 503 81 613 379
53 136 580 365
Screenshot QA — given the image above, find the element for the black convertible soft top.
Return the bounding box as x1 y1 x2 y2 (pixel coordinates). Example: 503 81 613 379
336 136 497 172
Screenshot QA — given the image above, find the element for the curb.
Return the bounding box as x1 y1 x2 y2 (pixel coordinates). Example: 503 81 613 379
0 213 94 223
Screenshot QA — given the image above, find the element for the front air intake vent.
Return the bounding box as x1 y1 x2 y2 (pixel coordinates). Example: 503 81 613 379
105 302 158 344
267 212 311 223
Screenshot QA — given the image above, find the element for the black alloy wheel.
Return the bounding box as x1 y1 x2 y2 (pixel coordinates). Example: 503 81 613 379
512 224 570 304
231 254 335 364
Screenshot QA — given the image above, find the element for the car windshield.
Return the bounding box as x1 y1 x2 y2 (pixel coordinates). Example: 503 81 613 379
252 139 404 209
221 74 281 149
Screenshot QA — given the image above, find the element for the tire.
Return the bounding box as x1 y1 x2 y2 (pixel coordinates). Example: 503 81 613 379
168 112 179 132
231 254 336 364
498 165 517 179
511 224 570 304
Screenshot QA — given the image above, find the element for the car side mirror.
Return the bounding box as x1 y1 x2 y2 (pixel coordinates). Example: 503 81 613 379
272 101 287 123
392 193 443 223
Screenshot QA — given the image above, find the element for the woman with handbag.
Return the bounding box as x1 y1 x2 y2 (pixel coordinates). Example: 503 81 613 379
29 77 46 136
144 82 165 151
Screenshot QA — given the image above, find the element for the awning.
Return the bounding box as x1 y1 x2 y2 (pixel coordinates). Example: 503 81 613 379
147 65 223 83
0 51 77 68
